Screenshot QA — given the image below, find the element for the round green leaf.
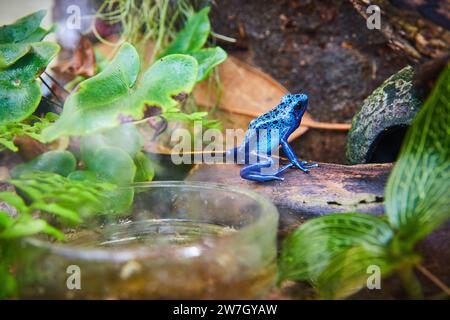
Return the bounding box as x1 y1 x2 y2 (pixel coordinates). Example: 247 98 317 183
80 124 144 167
88 147 136 185
0 42 60 125
0 10 46 44
0 43 31 68
11 150 76 178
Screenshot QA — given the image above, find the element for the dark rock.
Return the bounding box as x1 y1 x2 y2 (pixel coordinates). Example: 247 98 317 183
346 66 422 164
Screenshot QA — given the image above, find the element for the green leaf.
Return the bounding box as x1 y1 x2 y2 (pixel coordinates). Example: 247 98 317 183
0 10 46 44
315 246 401 299
0 211 13 228
134 152 155 182
0 113 58 152
30 202 81 224
67 170 97 181
0 43 31 68
0 42 60 125
0 22 53 67
159 7 211 57
0 215 59 239
0 137 18 152
279 213 394 284
0 192 29 213
80 123 144 165
190 47 227 82
10 171 122 219
87 147 136 185
11 150 76 178
385 64 450 246
42 43 198 140
18 24 55 43
85 147 136 214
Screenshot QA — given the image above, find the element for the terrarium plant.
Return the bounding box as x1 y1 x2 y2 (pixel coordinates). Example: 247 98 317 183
0 10 59 151
0 7 225 298
279 65 450 299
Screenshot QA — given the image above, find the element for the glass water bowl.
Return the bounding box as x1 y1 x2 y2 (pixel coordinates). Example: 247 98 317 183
16 181 279 299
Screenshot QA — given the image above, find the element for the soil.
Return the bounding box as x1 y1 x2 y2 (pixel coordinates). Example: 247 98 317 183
210 0 409 163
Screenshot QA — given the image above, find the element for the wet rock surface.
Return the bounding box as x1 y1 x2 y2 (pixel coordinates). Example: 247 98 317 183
211 0 409 163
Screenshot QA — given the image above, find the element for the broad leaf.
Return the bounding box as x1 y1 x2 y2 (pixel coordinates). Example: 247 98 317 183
190 47 227 81
42 43 198 140
279 213 394 283
80 123 144 164
315 246 404 299
134 152 155 182
87 147 136 185
0 42 60 125
159 7 211 57
18 25 55 43
385 64 450 247
0 43 31 68
85 147 136 213
11 150 76 178
0 10 46 44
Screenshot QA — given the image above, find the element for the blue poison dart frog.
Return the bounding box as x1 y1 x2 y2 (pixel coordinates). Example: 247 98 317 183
226 93 318 182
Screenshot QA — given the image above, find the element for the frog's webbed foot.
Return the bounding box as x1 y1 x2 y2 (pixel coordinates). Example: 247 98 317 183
300 161 319 169
280 139 318 173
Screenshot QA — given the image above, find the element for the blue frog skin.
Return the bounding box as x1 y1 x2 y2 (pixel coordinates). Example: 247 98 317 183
227 93 318 182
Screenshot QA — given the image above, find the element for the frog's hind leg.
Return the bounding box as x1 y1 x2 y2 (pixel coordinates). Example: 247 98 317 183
240 156 292 182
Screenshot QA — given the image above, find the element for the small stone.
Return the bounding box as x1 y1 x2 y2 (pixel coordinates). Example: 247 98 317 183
120 260 142 280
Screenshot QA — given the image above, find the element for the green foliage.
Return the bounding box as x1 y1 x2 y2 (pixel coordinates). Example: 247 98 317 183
190 47 227 82
134 151 155 182
159 7 227 82
0 169 128 298
8 171 127 221
160 7 210 56
42 43 198 141
0 10 59 125
95 0 200 62
11 150 76 179
279 65 450 299
385 66 450 247
0 10 47 44
80 124 144 162
0 201 63 298
0 113 58 152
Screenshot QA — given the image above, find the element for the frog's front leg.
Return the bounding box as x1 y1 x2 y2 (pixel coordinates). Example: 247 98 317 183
280 139 318 173
240 153 292 182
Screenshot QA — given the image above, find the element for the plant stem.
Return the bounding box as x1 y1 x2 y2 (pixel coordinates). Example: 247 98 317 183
399 266 424 299
416 264 450 296
150 0 169 64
